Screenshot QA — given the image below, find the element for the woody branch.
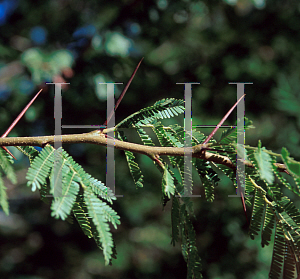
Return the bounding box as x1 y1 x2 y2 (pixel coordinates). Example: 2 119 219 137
0 131 287 173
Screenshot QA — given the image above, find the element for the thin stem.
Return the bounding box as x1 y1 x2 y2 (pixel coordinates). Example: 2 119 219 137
245 145 284 159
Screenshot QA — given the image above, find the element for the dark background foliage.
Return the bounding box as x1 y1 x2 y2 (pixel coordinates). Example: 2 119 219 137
0 0 299 278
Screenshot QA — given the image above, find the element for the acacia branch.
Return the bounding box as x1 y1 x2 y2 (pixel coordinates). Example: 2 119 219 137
0 131 287 173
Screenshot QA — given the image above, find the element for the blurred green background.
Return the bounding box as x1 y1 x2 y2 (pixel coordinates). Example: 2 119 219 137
0 0 300 278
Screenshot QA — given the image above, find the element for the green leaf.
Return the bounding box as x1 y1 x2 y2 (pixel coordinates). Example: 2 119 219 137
269 224 285 279
162 167 175 198
116 98 184 129
248 185 265 240
180 205 203 278
219 126 237 144
0 147 17 184
124 150 144 188
49 149 71 196
89 177 116 204
195 159 219 202
26 145 56 191
136 126 155 146
16 146 40 164
254 142 274 184
118 131 144 188
281 147 300 177
219 117 254 144
261 204 275 247
236 143 247 161
0 173 9 215
84 189 115 265
72 199 93 238
51 170 80 220
95 199 120 230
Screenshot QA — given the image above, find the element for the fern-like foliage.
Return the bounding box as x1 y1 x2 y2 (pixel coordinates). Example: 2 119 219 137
26 145 56 191
115 98 184 129
254 140 274 185
84 189 114 265
1 98 300 277
180 203 203 279
0 148 17 215
18 144 120 265
162 166 176 198
115 103 300 277
261 204 275 248
218 117 254 145
16 146 39 164
114 102 300 277
117 130 144 188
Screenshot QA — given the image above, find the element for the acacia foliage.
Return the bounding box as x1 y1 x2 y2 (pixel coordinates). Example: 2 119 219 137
1 98 300 278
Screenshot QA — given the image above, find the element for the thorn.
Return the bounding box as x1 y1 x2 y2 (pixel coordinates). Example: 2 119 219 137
1 146 16 160
203 94 246 145
2 89 43 138
103 58 144 127
201 94 248 225
153 154 164 168
1 89 43 160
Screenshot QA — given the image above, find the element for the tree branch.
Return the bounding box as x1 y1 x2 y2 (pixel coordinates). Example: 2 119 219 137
0 131 288 174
